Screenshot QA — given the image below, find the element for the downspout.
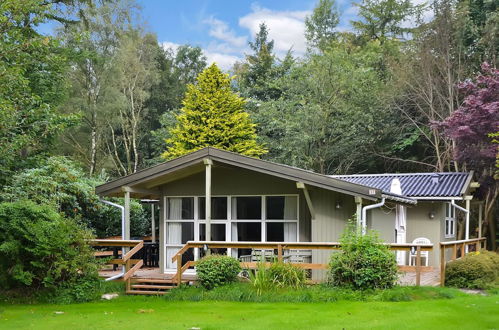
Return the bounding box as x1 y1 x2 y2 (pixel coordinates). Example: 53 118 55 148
100 199 126 281
361 198 386 235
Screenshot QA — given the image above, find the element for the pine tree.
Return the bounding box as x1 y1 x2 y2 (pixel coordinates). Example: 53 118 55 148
162 64 267 159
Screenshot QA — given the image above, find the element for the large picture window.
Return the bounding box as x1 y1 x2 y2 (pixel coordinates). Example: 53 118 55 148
164 195 299 270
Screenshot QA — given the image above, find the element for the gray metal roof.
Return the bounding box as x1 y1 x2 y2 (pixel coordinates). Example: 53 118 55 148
331 172 473 199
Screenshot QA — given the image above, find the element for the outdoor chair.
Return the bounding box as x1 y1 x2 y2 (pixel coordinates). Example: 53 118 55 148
409 237 431 267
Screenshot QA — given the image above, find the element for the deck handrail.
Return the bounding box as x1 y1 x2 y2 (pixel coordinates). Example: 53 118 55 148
439 237 486 286
89 239 144 291
171 240 434 286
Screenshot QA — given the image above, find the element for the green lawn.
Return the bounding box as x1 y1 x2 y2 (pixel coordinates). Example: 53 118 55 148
1 294 498 330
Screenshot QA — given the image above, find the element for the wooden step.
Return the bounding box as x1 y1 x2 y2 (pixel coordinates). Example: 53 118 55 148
131 284 174 290
131 278 188 284
126 290 167 295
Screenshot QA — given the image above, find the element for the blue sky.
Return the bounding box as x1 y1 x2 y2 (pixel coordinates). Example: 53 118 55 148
137 0 361 69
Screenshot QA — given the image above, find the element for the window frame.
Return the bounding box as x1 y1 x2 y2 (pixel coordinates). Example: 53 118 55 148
445 203 456 238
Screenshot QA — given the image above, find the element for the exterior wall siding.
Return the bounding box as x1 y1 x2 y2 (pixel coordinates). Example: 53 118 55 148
310 188 356 280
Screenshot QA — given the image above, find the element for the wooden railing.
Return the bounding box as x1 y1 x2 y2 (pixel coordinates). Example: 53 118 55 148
439 237 486 286
171 241 434 286
89 239 144 291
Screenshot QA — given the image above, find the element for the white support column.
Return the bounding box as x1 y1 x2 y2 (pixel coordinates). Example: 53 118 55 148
204 158 213 244
124 191 131 240
159 196 166 273
355 197 363 230
123 190 131 254
478 202 483 238
151 204 155 242
464 195 472 253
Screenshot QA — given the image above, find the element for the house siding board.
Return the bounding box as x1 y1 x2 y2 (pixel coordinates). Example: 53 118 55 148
369 202 442 267
333 172 471 198
311 188 356 280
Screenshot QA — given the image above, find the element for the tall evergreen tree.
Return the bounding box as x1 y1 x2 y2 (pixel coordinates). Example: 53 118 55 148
162 64 267 159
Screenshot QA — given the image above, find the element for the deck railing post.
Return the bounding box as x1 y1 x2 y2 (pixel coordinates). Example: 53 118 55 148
440 244 446 287
277 244 283 262
452 244 457 260
415 245 421 286
176 254 182 285
461 242 466 258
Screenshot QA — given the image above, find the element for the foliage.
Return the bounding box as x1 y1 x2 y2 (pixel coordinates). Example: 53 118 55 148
305 0 340 51
0 0 81 185
328 225 398 290
435 63 499 248
166 282 465 303
1 156 149 238
445 251 499 289
248 261 306 294
352 0 424 43
195 254 241 290
162 64 267 159
0 201 100 302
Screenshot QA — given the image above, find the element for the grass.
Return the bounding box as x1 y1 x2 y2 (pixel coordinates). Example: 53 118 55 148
0 291 498 329
165 283 467 303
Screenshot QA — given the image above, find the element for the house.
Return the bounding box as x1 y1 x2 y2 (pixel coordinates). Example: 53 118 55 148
95 147 481 279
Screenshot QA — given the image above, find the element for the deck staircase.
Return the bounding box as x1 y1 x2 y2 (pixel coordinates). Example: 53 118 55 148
126 278 189 295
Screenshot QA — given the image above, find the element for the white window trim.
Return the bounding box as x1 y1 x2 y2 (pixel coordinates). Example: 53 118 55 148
163 194 300 271
445 203 456 238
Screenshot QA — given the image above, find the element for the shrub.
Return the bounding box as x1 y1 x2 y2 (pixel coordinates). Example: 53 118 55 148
327 224 398 290
1 156 149 238
0 201 101 302
248 261 306 294
445 251 499 289
268 262 306 288
196 254 241 289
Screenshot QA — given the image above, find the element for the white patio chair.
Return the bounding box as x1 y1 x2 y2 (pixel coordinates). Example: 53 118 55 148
409 237 430 267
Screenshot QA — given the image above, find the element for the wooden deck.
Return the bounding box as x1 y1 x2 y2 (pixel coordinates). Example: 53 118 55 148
100 267 441 286
99 267 198 282
398 268 440 286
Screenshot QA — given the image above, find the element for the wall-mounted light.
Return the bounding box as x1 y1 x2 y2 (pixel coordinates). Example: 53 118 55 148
428 211 435 219
336 201 342 209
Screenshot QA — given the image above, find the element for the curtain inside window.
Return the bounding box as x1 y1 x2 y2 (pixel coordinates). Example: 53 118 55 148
168 198 182 220
284 196 297 220
283 222 297 242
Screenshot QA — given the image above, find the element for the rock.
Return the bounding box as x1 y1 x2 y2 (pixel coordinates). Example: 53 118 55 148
459 289 487 296
54 311 64 315
101 293 119 300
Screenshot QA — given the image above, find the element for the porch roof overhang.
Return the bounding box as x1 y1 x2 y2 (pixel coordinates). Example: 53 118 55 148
96 147 416 204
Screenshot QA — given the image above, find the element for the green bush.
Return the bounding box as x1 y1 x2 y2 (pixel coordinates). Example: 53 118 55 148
196 254 241 289
445 251 499 289
0 201 101 302
327 225 398 290
248 261 306 295
1 156 149 238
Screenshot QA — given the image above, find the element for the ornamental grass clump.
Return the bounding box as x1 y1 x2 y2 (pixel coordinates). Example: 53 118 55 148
249 261 306 295
445 251 499 289
196 254 241 289
328 224 398 290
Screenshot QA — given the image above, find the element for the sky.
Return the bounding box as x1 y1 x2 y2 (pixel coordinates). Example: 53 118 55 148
136 0 360 69
38 0 428 70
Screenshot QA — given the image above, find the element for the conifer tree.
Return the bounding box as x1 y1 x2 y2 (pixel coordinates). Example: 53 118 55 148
162 64 267 159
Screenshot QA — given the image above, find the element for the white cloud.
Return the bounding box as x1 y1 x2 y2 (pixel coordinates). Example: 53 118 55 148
204 50 241 70
161 41 181 52
204 17 247 48
239 5 310 55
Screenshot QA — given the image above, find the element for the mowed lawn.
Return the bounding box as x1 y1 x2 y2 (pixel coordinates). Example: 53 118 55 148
1 294 498 330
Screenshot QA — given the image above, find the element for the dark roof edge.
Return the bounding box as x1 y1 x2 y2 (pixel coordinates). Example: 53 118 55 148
96 147 382 201
460 171 474 196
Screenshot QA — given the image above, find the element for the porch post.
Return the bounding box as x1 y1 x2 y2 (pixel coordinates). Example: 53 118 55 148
204 158 213 245
464 195 472 253
478 202 483 239
124 191 131 240
151 203 155 242
355 197 362 230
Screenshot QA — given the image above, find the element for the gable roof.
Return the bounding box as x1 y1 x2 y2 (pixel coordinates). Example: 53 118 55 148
331 172 473 199
96 147 415 204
